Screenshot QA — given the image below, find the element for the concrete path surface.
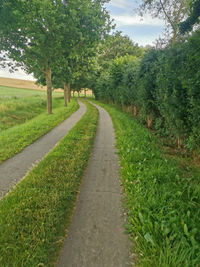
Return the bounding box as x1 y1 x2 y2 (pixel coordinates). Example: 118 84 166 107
0 100 86 198
57 103 131 267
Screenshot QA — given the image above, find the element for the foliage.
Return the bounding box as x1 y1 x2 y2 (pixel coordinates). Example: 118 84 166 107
0 101 98 266
0 0 111 112
138 0 192 44
95 100 200 266
179 0 200 33
97 31 144 68
90 29 200 150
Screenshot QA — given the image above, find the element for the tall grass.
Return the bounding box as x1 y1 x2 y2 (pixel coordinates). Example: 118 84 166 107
0 86 63 131
95 101 200 267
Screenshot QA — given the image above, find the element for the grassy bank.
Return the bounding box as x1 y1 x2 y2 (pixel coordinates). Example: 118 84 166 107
0 86 63 131
0 101 98 266
0 98 79 163
94 101 200 267
0 95 46 131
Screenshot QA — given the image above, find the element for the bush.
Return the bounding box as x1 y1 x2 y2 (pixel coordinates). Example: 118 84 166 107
90 30 200 150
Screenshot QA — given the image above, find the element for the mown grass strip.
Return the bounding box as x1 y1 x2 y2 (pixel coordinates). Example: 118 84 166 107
0 100 98 266
0 99 79 163
93 100 200 267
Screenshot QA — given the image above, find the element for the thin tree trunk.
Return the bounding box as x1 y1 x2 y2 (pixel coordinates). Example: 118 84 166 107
177 138 182 148
147 116 152 129
64 82 67 107
46 68 52 114
78 91 80 97
84 89 86 98
67 83 71 103
133 106 137 116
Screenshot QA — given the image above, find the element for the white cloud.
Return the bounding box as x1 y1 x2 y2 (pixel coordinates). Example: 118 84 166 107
0 68 35 81
108 0 134 10
111 14 165 27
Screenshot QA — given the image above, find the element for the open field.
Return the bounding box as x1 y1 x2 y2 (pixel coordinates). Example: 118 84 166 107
0 77 46 91
0 77 93 95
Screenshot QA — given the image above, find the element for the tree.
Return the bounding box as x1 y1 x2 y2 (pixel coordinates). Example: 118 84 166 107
138 0 192 44
0 0 111 113
97 31 144 68
0 0 67 113
179 0 200 33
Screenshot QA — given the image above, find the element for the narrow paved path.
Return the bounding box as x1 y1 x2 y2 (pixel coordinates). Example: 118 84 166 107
0 101 86 198
57 103 131 267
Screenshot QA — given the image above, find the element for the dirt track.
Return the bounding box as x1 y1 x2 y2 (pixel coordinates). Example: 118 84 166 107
57 102 131 267
0 101 86 198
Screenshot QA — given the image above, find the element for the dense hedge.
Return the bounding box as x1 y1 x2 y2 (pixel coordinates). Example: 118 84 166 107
92 30 200 151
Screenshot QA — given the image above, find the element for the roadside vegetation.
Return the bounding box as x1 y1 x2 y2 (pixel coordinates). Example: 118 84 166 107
0 86 62 131
94 100 200 267
0 92 79 163
0 101 98 266
89 29 200 153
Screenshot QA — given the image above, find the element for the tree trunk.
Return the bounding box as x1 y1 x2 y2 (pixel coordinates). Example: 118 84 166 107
64 82 67 107
67 83 71 103
84 89 86 98
78 91 80 97
177 138 182 149
147 116 152 129
133 106 137 116
46 68 52 114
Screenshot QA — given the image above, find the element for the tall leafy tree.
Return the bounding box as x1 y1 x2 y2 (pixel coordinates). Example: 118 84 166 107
0 0 111 113
138 0 192 44
0 0 68 113
98 32 144 68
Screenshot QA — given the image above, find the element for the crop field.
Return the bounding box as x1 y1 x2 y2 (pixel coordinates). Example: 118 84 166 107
0 77 46 91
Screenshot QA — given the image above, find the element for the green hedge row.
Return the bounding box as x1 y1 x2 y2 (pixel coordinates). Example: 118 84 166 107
92 30 200 151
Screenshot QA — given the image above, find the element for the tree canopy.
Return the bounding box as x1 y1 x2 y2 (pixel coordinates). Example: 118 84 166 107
0 0 111 113
138 0 192 44
179 0 200 33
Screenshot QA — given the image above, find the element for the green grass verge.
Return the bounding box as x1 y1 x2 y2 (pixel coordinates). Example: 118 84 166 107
0 95 46 131
0 100 98 266
93 100 200 267
0 99 79 163
0 86 62 131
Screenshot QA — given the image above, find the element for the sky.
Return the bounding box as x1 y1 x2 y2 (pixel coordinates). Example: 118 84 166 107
106 0 165 46
0 0 165 81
